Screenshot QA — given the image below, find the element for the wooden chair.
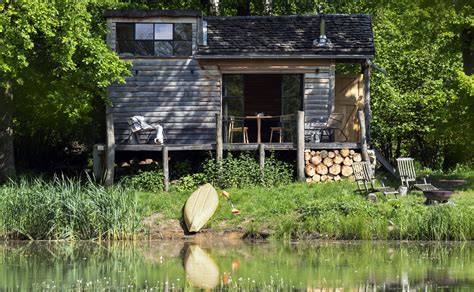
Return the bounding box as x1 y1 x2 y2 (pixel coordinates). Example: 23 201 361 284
352 161 398 196
228 116 249 143
396 158 438 191
320 113 348 142
269 127 293 143
304 113 348 143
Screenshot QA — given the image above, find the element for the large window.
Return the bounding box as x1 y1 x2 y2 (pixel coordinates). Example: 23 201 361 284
116 23 192 57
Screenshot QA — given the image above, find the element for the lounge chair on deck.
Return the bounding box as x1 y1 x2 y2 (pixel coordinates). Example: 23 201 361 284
396 158 438 191
127 116 164 144
352 161 398 196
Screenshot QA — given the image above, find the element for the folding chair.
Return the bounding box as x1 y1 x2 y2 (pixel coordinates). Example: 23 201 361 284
396 158 438 191
352 161 398 196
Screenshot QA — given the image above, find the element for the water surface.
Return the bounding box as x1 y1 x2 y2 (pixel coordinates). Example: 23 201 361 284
0 241 472 290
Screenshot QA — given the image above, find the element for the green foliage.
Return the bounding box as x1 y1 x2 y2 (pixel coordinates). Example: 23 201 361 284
0 176 142 240
120 167 164 193
203 152 293 189
171 173 206 192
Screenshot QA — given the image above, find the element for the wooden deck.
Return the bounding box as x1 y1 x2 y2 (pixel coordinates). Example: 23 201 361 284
115 142 361 151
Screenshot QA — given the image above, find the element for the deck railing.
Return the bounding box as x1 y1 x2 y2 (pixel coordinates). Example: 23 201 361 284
222 114 296 144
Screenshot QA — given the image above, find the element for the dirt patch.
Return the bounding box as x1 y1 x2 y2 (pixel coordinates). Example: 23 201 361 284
141 213 245 241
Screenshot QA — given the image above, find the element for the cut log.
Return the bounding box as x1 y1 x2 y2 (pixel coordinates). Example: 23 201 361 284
333 154 344 164
310 151 316 156
329 164 341 175
304 152 312 161
327 175 334 181
306 178 313 183
334 175 342 181
310 155 322 165
323 157 334 167
328 151 335 158
334 150 339 154
316 163 328 175
320 175 328 182
320 150 328 158
305 160 310 165
145 158 154 164
341 165 353 177
305 164 316 177
349 149 356 156
312 174 321 182
353 153 362 162
340 148 350 158
343 157 353 166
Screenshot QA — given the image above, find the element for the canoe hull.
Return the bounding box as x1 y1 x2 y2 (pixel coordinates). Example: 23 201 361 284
184 183 219 232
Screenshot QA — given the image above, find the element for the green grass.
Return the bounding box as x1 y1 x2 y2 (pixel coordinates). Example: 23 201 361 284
0 176 142 240
139 170 474 241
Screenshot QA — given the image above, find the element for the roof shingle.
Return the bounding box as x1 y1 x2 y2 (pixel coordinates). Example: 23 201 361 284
199 14 374 58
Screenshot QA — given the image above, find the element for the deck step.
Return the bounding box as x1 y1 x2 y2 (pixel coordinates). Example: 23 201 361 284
373 148 397 176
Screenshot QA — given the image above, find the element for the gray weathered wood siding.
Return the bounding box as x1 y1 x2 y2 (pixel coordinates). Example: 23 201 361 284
106 18 221 145
303 64 334 123
109 59 221 144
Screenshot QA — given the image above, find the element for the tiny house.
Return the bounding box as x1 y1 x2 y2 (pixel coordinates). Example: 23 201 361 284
103 10 375 185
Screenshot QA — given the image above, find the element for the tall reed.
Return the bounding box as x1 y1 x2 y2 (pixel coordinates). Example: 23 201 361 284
0 176 142 240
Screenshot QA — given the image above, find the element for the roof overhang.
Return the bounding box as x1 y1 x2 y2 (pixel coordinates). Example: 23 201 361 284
103 9 202 18
195 54 374 60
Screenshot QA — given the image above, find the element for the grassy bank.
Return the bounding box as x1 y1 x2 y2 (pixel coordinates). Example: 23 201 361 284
139 168 474 241
0 177 141 240
1 160 472 241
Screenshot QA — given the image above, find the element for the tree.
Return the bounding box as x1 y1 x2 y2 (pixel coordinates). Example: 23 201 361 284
0 0 130 182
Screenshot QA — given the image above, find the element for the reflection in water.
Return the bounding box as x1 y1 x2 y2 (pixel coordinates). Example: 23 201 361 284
0 241 473 290
184 245 219 289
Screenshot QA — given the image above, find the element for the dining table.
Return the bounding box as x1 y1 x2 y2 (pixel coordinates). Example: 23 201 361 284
245 114 274 144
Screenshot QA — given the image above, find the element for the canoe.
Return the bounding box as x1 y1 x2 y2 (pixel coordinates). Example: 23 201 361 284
184 245 219 289
184 183 219 232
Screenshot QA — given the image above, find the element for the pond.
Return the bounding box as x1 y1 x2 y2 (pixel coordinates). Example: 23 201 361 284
0 241 473 290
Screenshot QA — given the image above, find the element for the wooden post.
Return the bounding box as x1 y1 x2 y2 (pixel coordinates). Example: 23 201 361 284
162 146 169 192
362 60 371 145
259 143 265 169
296 111 305 181
104 109 115 186
215 112 223 162
358 110 370 162
93 144 105 182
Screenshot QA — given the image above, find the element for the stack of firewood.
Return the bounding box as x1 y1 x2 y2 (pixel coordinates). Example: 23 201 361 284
304 148 361 183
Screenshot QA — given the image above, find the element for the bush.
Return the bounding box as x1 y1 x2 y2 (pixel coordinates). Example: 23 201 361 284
203 152 293 189
120 166 164 192
171 173 207 192
0 176 142 240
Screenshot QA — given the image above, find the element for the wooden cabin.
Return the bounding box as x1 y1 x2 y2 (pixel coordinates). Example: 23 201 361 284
102 10 375 186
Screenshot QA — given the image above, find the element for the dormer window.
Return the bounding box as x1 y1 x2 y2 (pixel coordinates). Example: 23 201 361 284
116 22 192 57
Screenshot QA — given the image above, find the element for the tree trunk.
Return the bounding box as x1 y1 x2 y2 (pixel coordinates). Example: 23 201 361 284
0 82 15 182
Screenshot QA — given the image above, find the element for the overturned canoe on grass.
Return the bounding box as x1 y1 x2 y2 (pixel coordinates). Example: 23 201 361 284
184 183 219 232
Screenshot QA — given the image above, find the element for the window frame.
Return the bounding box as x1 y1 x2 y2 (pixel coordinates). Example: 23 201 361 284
116 22 193 58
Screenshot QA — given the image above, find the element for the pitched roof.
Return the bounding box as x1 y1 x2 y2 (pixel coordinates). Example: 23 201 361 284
198 14 374 59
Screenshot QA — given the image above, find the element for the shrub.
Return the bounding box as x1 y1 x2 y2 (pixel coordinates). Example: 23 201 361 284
171 173 207 192
202 152 293 189
120 166 164 192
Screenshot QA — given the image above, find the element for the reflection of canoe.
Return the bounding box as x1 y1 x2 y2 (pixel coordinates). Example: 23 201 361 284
184 183 219 232
184 245 219 289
